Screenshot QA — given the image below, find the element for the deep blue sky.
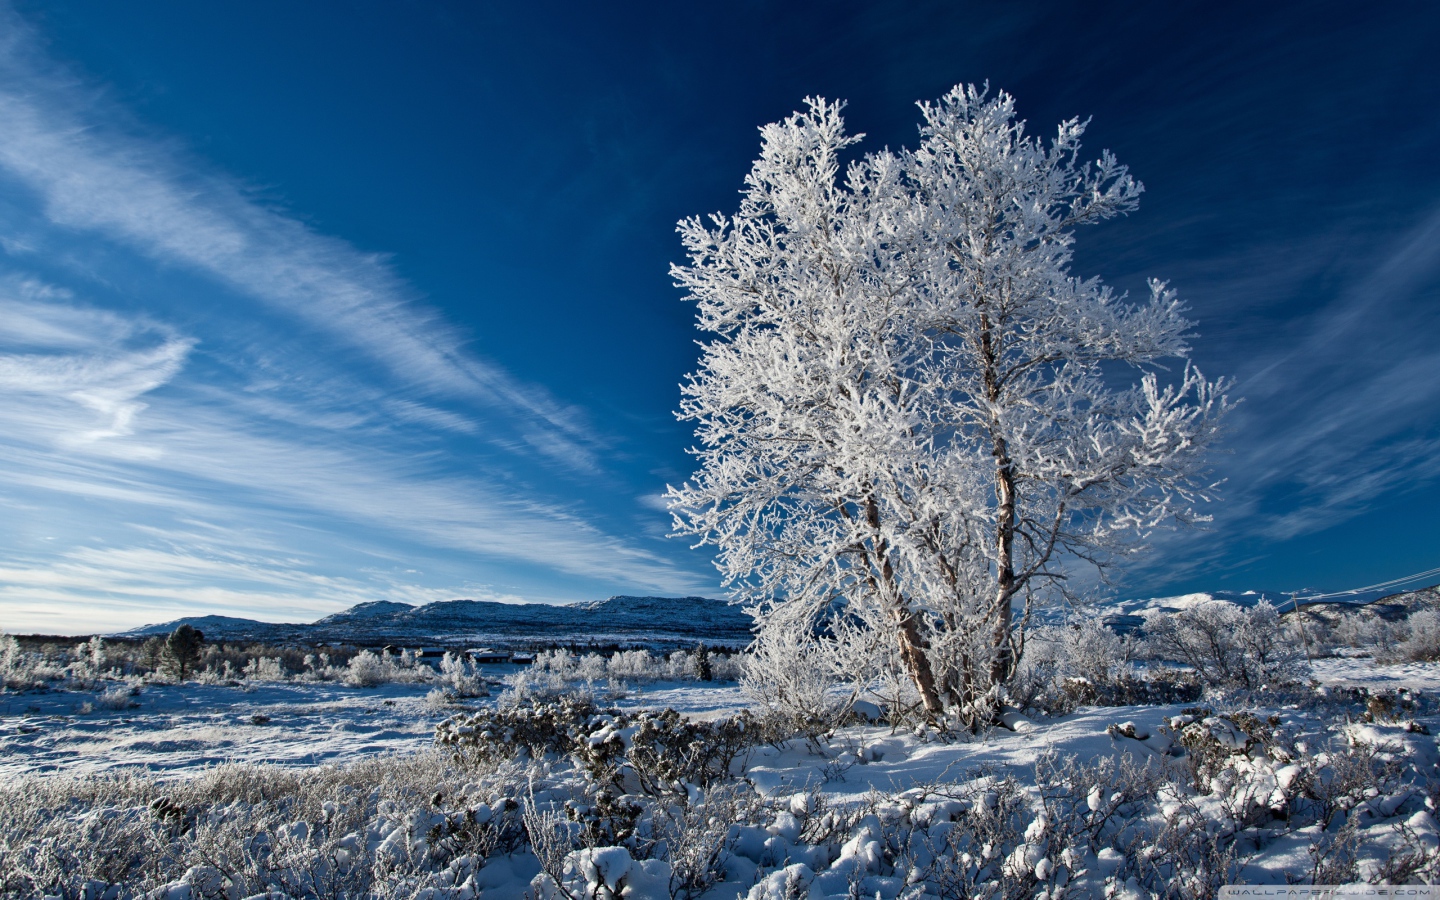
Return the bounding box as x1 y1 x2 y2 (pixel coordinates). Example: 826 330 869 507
1 1 1437 632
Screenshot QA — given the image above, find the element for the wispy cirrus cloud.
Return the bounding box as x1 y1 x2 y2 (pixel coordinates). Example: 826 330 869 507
0 282 193 453
1124 202 1440 592
0 277 703 624
0 6 595 472
0 533 527 634
1223 203 1440 539
0 6 711 632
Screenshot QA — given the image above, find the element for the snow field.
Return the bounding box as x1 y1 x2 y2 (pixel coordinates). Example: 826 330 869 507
8 615 1440 897
7 681 1440 898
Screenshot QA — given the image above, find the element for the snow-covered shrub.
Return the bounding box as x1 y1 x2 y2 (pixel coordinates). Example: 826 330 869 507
1015 619 1131 689
439 701 760 800
1297 735 1408 831
708 650 744 681
98 685 139 710
577 651 609 684
500 645 741 706
1387 609 1440 662
500 652 596 706
340 648 433 688
605 649 657 681
1163 708 1283 793
67 636 108 685
1144 600 1306 690
655 780 763 898
0 749 531 899
0 633 36 691
440 651 489 698
741 619 850 735
501 647 741 704
1011 620 1201 715
243 655 287 682
1022 618 1132 685
0 635 76 691
559 845 672 899
437 697 606 766
581 708 758 796
1334 613 1405 654
343 649 388 687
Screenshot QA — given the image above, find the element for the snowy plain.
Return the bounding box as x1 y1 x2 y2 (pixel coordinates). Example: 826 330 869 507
7 654 1440 897
3 657 1437 780
0 670 748 780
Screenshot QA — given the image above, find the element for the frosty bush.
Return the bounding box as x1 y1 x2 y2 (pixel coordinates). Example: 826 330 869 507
1 632 39 691
1387 609 1440 662
500 646 740 706
741 619 852 735
1144 600 1306 690
1011 620 1201 715
437 700 759 799
440 651 489 698
1334 614 1405 654
582 708 758 796
438 697 605 766
0 750 533 899
343 649 389 687
1019 619 1135 687
243 655 287 682
69 636 108 684
341 648 432 688
499 652 595 706
98 685 140 710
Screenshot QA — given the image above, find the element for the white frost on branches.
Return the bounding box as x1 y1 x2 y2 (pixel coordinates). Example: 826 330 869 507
668 85 1230 722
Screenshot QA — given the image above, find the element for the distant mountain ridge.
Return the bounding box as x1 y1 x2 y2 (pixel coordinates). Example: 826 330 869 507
1096 585 1440 634
115 595 754 648
115 584 1439 645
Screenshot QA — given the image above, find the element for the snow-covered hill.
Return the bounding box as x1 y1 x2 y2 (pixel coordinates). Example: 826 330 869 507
1095 584 1438 634
114 585 1437 645
114 595 754 647
116 614 291 639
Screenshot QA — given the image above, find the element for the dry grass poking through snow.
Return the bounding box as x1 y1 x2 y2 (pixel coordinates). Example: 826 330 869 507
0 750 546 899
7 687 1440 900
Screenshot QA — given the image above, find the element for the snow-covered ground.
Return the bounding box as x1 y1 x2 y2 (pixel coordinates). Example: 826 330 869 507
7 656 1440 897
0 677 749 779
1309 657 1440 691
5 657 1439 781
0 681 446 779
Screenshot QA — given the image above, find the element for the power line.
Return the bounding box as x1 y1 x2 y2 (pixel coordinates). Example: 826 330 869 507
1293 565 1440 602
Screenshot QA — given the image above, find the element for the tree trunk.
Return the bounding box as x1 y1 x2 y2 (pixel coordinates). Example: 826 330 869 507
863 494 945 716
891 600 944 717
981 310 1019 690
989 446 1018 687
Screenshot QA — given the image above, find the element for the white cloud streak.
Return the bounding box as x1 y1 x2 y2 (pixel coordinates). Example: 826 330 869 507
0 286 700 599
1225 203 1440 538
0 8 715 631
0 8 596 472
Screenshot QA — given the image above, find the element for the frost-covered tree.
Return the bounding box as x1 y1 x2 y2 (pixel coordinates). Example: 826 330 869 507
669 85 1228 722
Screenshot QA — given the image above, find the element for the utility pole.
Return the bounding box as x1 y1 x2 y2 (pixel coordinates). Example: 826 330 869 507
1290 592 1313 665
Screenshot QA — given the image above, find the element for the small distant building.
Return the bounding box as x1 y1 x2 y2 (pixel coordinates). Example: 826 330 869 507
466 648 511 664
510 652 535 666
417 648 447 661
